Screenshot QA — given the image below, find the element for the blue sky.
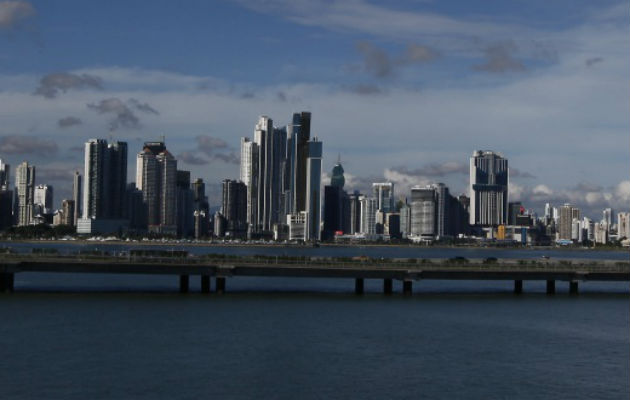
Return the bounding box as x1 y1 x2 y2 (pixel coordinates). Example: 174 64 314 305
0 0 628 217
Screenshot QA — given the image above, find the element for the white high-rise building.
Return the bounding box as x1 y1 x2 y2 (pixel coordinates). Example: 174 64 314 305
15 161 35 226
360 196 377 236
617 212 630 240
72 171 81 227
410 186 436 242
372 182 394 212
469 150 508 226
34 184 53 214
240 137 259 232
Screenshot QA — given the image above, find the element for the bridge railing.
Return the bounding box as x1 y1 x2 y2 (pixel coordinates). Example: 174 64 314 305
1 253 629 273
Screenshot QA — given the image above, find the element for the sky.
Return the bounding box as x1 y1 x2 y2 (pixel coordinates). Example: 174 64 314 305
0 0 628 218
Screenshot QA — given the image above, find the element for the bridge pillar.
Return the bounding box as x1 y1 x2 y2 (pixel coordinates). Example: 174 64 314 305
179 275 190 293
514 280 523 294
546 280 555 295
201 275 211 294
355 278 364 295
216 277 226 294
569 281 579 295
383 278 393 295
402 280 413 295
0 273 14 293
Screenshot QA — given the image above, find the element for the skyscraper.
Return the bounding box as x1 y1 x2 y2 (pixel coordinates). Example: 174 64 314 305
221 179 247 237
410 186 436 242
72 171 82 227
240 137 259 234
78 138 128 234
305 138 322 241
360 196 377 236
372 182 394 212
469 150 508 227
0 158 9 191
176 170 194 237
136 141 177 235
15 161 35 226
34 184 53 215
290 111 311 214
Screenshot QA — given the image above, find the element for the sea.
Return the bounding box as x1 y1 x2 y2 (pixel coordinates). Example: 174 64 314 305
0 242 628 399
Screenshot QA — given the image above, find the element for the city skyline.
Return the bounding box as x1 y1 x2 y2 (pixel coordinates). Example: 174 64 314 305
0 1 627 218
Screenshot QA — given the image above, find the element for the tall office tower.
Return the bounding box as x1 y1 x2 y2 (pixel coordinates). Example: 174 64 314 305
124 183 146 232
34 184 54 215
432 183 450 238
107 141 128 218
399 202 411 239
617 212 630 239
544 203 552 224
176 170 194 237
72 171 82 227
136 141 177 235
272 126 287 225
0 158 9 190
192 178 209 213
221 179 247 237
322 158 349 240
348 192 362 235
305 139 322 241
254 116 274 232
410 186 436 241
372 182 394 212
290 111 311 214
61 199 75 226
469 150 508 226
156 150 177 235
0 189 12 230
602 208 613 231
15 161 35 226
79 139 129 234
559 203 577 240
360 196 377 236
508 202 523 225
240 137 259 233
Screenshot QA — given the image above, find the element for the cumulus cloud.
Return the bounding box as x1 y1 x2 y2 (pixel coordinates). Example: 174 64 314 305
87 97 158 130
177 151 210 166
356 41 438 78
0 134 57 155
57 116 82 128
391 162 468 177
34 72 103 98
178 135 239 165
0 0 34 30
532 184 552 196
473 41 525 73
510 168 536 179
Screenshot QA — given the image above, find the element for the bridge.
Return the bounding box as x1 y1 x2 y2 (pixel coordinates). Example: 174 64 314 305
1 254 628 294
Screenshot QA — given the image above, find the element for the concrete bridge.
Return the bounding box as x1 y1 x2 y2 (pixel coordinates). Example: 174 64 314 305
0 255 628 294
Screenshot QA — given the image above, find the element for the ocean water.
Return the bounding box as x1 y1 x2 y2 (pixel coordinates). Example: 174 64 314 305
0 272 628 399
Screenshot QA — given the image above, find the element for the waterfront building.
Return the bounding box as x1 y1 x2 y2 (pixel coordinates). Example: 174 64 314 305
399 202 411 239
72 171 81 227
372 182 394 213
221 179 247 238
78 139 128 234
348 192 362 235
240 137 259 234
558 204 579 241
15 161 35 227
469 150 508 227
305 139 322 241
176 170 194 237
617 212 630 240
602 208 613 233
360 196 377 236
136 141 177 235
0 189 12 230
0 158 9 191
410 186 436 242
34 184 54 215
287 212 307 241
508 202 523 225
61 199 74 226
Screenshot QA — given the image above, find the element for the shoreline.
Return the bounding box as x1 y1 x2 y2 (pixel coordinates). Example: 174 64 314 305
0 239 627 252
